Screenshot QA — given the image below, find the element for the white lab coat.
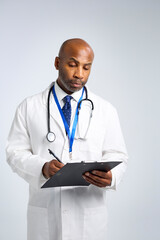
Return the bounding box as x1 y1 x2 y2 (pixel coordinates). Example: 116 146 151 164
6 83 128 240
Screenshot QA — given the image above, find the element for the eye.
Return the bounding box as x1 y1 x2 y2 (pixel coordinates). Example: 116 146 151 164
68 62 76 67
84 65 90 70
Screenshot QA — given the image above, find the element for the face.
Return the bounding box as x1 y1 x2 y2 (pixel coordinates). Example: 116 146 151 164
55 45 94 94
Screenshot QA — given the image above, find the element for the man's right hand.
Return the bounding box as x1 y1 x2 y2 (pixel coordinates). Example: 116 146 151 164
42 160 64 179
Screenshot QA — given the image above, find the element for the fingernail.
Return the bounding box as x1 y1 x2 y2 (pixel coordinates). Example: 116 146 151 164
92 170 96 174
85 172 89 176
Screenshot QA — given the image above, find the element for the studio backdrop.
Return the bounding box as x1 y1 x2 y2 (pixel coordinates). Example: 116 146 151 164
0 1 159 240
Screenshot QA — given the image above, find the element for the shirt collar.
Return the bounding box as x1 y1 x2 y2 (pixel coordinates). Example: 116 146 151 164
55 81 83 102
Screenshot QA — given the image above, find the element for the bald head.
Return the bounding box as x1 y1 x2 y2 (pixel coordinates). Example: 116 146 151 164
58 38 94 60
55 38 94 94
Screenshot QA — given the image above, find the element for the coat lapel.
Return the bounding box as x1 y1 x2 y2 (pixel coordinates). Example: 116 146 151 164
50 93 66 135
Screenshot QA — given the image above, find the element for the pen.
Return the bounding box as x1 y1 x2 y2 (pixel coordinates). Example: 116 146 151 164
48 149 63 163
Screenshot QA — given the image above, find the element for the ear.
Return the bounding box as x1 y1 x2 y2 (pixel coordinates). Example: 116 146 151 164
54 57 60 70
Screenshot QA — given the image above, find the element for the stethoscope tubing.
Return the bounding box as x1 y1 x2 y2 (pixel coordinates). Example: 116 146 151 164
47 86 53 134
46 84 94 142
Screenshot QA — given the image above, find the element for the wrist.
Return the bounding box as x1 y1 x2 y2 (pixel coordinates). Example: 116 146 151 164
42 162 49 179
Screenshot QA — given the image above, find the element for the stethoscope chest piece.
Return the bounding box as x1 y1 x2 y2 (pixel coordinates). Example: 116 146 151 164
46 132 56 142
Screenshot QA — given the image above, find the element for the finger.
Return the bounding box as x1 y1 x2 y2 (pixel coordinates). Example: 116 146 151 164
84 172 111 186
49 161 63 176
89 173 108 185
48 168 59 177
92 170 112 180
51 160 64 168
83 175 106 188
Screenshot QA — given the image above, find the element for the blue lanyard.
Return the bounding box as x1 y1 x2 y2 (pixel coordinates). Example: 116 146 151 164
52 85 84 152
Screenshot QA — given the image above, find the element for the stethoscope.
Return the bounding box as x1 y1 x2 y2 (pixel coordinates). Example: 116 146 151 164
46 84 94 142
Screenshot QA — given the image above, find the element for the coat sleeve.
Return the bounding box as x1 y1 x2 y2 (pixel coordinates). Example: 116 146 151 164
102 104 128 190
6 100 47 189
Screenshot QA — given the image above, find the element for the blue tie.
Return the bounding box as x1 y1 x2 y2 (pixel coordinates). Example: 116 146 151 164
62 95 72 127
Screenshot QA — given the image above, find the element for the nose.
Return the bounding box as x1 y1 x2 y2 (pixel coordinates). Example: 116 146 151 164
73 67 84 79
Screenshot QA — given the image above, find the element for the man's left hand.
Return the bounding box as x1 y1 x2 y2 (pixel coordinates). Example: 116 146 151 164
83 170 112 188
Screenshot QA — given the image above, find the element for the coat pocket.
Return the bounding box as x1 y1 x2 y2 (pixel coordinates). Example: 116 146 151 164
27 205 49 240
77 142 102 161
83 206 108 240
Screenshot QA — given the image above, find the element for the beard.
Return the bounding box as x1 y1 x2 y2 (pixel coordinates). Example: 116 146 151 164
58 73 85 93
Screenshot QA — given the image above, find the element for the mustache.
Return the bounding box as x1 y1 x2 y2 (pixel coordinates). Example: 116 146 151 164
69 80 82 85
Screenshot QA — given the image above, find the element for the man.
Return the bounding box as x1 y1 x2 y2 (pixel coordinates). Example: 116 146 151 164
6 38 128 240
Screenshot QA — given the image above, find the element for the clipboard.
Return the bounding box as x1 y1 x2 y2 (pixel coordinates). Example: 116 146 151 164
41 161 121 188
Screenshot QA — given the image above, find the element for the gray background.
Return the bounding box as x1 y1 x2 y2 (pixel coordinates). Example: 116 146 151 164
0 0 160 239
